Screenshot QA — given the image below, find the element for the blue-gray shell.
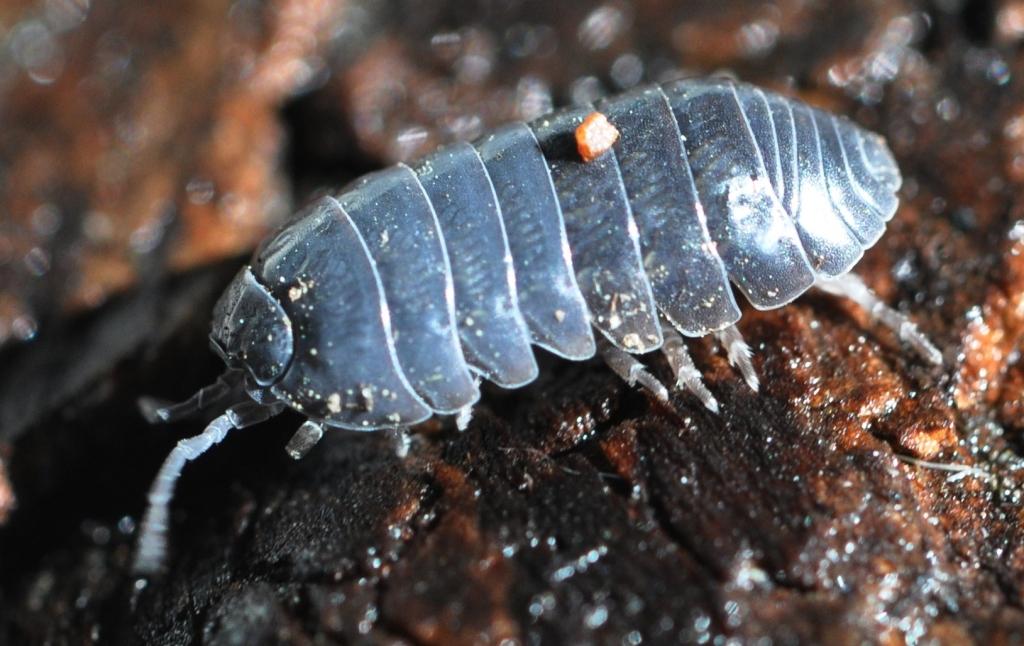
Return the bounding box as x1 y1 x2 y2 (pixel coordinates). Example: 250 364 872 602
244 78 902 430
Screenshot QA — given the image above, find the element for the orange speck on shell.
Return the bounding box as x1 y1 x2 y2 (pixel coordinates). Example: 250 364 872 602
575 111 620 162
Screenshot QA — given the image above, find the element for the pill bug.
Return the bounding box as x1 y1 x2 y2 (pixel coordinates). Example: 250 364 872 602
133 77 941 573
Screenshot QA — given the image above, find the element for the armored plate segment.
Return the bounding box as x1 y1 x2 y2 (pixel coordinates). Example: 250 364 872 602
253 197 432 429
531 105 663 353
735 87 785 208
209 265 294 387
475 123 596 360
337 165 480 414
811 107 886 246
834 116 900 220
787 100 864 276
856 127 902 193
415 142 539 388
597 85 741 337
665 78 816 310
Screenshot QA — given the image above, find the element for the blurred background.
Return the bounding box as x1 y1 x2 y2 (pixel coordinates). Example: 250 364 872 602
4 0 1024 643
0 0 954 348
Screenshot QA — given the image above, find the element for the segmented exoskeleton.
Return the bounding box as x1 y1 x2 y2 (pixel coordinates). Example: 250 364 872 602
133 77 941 573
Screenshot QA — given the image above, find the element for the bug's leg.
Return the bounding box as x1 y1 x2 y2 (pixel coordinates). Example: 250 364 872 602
285 420 325 460
816 273 943 365
661 327 719 413
138 371 242 424
714 325 759 392
133 401 283 575
455 406 474 431
389 427 412 458
600 341 670 402
454 374 479 431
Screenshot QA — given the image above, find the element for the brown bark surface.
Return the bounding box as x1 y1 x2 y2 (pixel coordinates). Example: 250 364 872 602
4 1 1024 643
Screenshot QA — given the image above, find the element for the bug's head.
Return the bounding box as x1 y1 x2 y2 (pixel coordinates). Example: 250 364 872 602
210 266 294 387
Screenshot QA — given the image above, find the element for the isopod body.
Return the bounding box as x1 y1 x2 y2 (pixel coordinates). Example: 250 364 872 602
134 77 938 573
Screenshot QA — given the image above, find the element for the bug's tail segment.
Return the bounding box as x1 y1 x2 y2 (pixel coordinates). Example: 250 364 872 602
858 130 902 192
663 78 817 311
816 273 943 366
133 401 284 575
832 117 902 222
809 110 887 249
137 371 245 425
781 101 865 278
